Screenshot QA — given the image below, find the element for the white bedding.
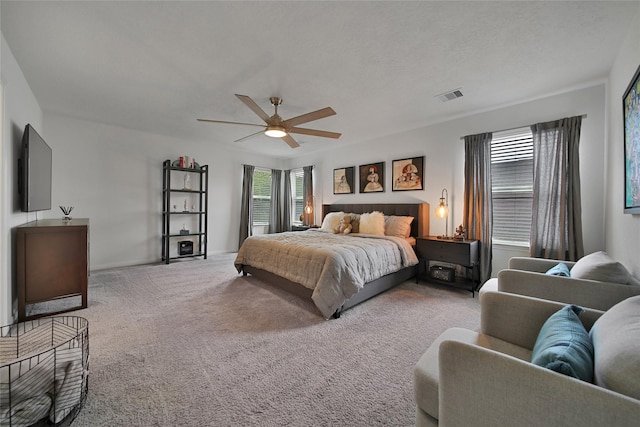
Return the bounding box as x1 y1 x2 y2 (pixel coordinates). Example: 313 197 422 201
234 230 418 318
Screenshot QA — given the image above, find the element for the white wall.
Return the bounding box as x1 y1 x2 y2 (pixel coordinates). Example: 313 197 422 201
606 6 640 277
288 84 608 276
43 113 284 270
1 36 43 325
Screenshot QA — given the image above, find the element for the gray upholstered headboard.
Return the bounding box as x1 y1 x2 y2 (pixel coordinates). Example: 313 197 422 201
322 203 430 238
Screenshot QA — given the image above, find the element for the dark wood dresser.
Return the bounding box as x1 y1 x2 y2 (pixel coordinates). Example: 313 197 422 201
16 218 89 321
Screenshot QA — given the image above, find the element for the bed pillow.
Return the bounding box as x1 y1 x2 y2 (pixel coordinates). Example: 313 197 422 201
531 304 594 382
545 263 571 277
359 211 385 235
570 251 638 285
589 295 640 400
320 212 344 233
345 213 360 234
384 216 414 238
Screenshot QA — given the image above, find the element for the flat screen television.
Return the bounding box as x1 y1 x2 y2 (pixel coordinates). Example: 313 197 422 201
19 124 52 212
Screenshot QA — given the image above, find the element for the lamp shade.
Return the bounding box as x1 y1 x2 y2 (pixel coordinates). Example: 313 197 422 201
436 202 449 218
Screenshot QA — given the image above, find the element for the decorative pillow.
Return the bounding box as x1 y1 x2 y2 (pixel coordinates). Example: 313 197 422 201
545 263 571 277
320 212 344 233
590 295 640 400
359 211 385 235
570 251 636 285
531 304 594 382
384 215 414 238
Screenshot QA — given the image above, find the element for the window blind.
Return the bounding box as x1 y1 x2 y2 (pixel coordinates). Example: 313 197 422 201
291 168 304 224
252 168 271 225
491 128 533 246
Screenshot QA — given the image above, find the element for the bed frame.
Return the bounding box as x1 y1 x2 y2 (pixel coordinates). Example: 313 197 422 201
242 202 430 318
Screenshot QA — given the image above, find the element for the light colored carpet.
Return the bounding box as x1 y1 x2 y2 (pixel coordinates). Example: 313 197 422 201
69 253 480 426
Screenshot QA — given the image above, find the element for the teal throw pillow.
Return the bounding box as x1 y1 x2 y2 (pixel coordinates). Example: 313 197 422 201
531 305 594 382
545 263 571 277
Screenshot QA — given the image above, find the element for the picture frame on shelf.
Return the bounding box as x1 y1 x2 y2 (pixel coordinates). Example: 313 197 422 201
623 63 640 214
359 162 384 193
392 156 424 191
333 166 355 194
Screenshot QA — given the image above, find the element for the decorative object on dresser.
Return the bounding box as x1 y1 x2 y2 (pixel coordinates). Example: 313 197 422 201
59 205 74 221
162 159 208 263
16 219 89 321
415 236 480 296
392 156 424 191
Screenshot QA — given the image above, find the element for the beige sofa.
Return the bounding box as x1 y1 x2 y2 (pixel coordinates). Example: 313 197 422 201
414 291 640 427
479 252 640 311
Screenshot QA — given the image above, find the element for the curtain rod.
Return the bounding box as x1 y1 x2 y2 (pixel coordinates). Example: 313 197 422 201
459 114 587 140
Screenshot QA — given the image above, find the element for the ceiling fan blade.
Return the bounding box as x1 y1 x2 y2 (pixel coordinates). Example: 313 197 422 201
197 118 265 128
234 130 265 143
289 127 341 139
283 107 336 128
235 94 271 123
281 134 300 148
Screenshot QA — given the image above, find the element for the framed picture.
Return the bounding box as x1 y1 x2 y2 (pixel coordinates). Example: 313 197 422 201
359 162 385 193
333 167 355 194
623 63 640 214
392 156 424 191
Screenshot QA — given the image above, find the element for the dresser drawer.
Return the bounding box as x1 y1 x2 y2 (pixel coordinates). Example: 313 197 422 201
416 238 478 267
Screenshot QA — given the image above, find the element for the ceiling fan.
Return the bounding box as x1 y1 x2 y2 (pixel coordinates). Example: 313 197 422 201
197 94 341 148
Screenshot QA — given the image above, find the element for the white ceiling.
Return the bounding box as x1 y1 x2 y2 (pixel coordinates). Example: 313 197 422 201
1 1 638 158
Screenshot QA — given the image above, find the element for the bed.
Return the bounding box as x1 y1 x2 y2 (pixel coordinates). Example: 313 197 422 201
235 203 430 318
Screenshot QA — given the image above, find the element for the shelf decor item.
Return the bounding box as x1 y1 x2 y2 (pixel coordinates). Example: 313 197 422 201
623 62 640 214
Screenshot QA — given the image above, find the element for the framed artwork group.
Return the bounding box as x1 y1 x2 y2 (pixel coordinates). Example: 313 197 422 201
333 156 424 194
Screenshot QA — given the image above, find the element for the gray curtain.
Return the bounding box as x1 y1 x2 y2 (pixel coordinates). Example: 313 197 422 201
463 132 493 284
283 170 292 231
239 164 254 250
269 169 284 233
530 116 584 261
303 165 314 226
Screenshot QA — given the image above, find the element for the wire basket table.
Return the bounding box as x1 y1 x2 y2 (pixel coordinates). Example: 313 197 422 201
0 316 89 426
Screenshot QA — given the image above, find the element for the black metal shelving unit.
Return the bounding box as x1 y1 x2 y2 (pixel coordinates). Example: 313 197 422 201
162 160 208 263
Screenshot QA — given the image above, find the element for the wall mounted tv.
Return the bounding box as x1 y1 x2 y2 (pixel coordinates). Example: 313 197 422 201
19 124 52 212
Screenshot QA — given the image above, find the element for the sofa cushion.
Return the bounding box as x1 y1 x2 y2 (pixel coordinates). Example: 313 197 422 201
570 251 637 285
545 263 571 277
531 305 594 382
590 295 640 400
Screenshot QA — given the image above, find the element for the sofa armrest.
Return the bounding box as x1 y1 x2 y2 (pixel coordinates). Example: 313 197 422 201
438 340 640 427
480 291 603 349
508 256 576 272
498 269 640 311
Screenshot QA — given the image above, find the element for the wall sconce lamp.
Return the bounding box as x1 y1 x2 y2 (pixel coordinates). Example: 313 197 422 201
435 188 449 239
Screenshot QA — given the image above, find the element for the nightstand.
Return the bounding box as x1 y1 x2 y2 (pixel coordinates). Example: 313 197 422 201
415 236 480 296
291 225 311 231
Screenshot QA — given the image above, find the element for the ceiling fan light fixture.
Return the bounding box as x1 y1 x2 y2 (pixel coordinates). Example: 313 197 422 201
265 126 287 138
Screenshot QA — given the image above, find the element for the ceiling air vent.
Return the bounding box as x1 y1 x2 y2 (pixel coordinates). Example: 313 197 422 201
436 88 463 102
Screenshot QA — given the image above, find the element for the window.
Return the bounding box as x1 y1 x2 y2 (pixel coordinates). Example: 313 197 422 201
291 168 304 224
491 127 533 246
252 168 271 226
